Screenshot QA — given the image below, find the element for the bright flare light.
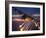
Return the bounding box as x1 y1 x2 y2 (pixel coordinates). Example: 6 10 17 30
20 27 24 31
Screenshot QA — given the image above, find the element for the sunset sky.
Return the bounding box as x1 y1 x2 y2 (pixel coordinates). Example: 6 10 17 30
12 7 40 16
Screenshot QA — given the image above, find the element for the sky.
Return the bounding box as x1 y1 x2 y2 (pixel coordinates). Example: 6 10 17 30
12 7 40 16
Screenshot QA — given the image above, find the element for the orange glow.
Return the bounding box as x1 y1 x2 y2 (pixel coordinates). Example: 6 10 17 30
12 18 24 22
